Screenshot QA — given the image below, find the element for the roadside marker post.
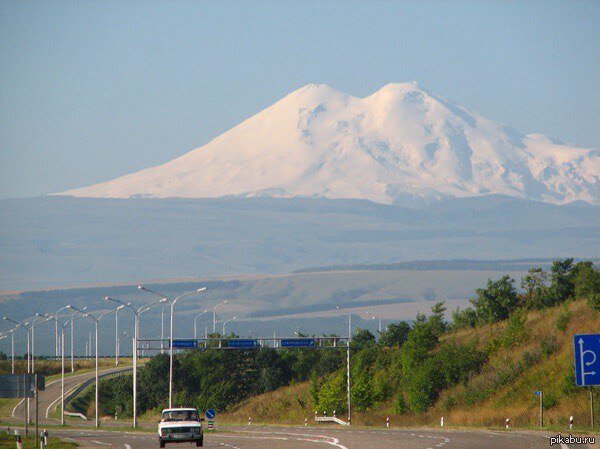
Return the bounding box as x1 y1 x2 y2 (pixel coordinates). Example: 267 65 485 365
569 415 574 430
505 418 510 429
386 417 390 428
440 416 444 427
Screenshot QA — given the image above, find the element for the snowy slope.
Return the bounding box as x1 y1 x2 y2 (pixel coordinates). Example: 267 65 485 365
59 83 600 205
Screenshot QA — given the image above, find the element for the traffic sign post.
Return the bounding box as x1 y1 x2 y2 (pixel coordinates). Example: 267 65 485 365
534 391 543 427
573 334 599 429
0 375 45 444
205 409 216 430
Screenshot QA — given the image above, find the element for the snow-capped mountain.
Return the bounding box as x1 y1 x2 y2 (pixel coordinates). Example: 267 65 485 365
59 82 599 205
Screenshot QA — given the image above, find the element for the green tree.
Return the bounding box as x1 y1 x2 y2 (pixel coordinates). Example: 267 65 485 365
550 258 575 301
351 328 376 351
405 358 443 412
379 321 411 347
317 371 347 414
470 275 519 323
428 301 447 336
571 262 600 299
588 293 600 311
400 321 438 375
451 307 477 329
520 268 550 309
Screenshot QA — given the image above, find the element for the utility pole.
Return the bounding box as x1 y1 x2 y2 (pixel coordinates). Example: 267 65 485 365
347 314 351 425
591 387 595 429
539 391 543 427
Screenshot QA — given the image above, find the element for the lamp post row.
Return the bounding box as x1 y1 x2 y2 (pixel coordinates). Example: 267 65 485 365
0 286 209 429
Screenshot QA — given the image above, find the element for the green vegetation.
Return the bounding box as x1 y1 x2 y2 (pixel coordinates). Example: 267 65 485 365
0 433 77 449
97 345 343 417
95 258 599 429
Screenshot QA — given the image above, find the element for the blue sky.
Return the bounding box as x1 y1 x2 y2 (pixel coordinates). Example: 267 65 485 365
1 0 599 198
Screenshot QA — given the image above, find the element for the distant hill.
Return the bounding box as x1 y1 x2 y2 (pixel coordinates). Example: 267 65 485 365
0 195 598 290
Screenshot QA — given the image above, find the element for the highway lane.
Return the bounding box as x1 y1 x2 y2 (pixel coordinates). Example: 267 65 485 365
12 367 129 422
50 426 598 449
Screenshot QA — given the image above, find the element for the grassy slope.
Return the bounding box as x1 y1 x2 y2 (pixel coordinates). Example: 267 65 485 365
223 299 600 429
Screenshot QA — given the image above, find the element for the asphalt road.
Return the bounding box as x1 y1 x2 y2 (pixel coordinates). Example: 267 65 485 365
49 426 598 449
11 367 128 422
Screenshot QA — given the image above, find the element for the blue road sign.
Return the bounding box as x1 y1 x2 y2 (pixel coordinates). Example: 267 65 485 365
534 391 541 396
205 409 216 419
227 339 258 348
573 334 600 386
281 338 316 348
172 339 197 349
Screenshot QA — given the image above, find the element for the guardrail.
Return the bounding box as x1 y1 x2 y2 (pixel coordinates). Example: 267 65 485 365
315 416 349 426
63 368 132 419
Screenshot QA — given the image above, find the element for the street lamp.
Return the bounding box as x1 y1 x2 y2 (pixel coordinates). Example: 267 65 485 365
335 305 352 425
3 316 32 424
36 314 66 425
114 305 126 365
138 285 207 408
0 330 15 373
3 317 30 371
194 310 209 339
160 305 170 354
53 306 71 358
212 299 229 334
67 305 116 428
222 317 237 335
364 310 382 333
29 314 53 375
64 307 87 372
105 296 166 428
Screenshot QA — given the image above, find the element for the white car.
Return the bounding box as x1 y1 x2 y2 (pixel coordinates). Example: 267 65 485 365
158 408 204 447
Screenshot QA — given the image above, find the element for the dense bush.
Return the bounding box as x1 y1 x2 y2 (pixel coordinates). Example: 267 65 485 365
101 347 343 417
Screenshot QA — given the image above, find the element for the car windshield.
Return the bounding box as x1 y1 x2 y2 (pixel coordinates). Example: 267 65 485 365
162 410 199 422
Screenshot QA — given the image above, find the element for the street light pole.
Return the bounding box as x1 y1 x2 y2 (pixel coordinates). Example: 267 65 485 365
194 311 208 339
10 330 15 373
222 317 236 335
212 300 229 334
105 296 166 428
37 314 65 426
347 313 351 425
161 305 169 354
3 317 31 424
138 286 207 408
67 306 101 428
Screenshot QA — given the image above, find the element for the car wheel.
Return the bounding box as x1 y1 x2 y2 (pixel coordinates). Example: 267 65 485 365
159 440 165 448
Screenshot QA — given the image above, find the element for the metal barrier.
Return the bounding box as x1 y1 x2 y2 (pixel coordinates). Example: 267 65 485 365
63 368 132 418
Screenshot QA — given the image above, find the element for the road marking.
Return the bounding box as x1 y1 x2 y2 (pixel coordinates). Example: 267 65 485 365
124 444 131 449
91 440 111 446
11 399 25 418
45 383 81 418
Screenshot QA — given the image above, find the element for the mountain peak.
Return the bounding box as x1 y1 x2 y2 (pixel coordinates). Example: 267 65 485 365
57 83 599 205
